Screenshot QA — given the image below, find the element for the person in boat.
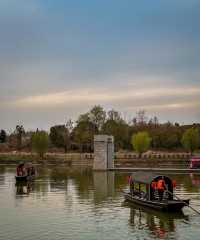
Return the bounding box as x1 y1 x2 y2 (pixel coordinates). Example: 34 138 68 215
16 163 26 176
27 166 30 176
30 166 36 176
25 163 36 177
16 164 22 176
151 180 157 200
157 177 167 201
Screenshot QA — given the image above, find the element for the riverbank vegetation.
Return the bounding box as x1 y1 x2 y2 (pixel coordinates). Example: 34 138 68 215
131 132 151 157
32 131 49 158
0 105 200 154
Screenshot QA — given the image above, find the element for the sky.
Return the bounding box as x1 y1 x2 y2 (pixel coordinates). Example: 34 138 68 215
0 0 200 131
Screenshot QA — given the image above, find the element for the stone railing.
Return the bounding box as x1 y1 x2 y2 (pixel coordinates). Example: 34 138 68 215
115 152 191 159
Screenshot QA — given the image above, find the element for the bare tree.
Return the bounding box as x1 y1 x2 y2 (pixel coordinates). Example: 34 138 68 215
15 125 25 151
153 116 159 127
136 110 148 125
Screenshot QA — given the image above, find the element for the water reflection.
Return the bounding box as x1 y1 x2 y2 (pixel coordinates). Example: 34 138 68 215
190 173 200 186
22 167 125 204
0 166 5 186
128 203 189 239
93 172 115 203
0 166 200 240
16 181 34 195
11 167 200 202
10 167 200 203
169 173 200 193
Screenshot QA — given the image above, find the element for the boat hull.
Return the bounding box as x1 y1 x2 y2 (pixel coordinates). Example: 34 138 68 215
15 175 35 182
124 193 189 212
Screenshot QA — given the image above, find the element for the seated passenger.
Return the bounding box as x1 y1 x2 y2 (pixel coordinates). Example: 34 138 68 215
16 163 24 176
30 166 35 176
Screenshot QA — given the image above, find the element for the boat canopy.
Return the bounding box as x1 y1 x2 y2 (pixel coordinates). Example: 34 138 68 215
131 171 171 184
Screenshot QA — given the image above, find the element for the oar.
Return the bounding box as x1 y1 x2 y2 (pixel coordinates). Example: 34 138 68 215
166 190 200 215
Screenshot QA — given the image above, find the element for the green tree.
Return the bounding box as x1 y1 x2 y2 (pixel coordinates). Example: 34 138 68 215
73 114 97 152
102 114 129 151
131 131 151 157
78 113 90 123
150 126 182 150
50 125 70 152
107 109 122 122
32 130 49 158
181 128 200 155
89 105 106 132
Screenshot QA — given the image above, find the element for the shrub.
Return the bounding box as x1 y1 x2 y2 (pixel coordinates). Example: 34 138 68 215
131 131 151 158
181 128 200 155
32 131 49 158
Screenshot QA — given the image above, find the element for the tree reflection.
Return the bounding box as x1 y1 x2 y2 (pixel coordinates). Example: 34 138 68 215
93 172 115 203
70 168 93 199
0 166 6 186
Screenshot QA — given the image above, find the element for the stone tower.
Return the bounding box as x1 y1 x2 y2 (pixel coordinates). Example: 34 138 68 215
93 135 114 170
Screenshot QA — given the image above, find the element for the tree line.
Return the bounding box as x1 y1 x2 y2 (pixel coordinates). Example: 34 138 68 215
0 105 200 156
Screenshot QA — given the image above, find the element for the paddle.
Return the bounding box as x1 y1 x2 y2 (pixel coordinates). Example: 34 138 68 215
166 190 200 215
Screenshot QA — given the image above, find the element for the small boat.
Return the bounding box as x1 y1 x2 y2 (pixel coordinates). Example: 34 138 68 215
190 156 200 169
15 162 36 182
15 175 35 182
124 172 190 212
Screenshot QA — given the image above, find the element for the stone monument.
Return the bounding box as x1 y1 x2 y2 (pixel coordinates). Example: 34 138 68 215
93 135 114 170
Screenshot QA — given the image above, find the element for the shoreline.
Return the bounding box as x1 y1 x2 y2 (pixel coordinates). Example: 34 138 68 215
0 152 191 168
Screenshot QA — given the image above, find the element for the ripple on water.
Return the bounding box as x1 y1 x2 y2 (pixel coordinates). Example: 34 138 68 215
0 167 200 240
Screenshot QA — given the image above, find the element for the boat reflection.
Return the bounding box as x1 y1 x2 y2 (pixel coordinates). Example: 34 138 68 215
15 181 34 195
190 173 200 186
127 203 189 239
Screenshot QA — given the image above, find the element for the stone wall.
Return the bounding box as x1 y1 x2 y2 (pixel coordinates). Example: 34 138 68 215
0 152 191 168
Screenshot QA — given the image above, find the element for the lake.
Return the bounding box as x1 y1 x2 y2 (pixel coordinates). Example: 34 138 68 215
0 166 200 240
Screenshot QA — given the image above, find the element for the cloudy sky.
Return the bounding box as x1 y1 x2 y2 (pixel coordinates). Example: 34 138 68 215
0 0 200 131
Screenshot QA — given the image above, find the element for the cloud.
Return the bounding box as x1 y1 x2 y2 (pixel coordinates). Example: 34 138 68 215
3 85 199 110
0 0 200 129
126 101 200 112
1 84 199 130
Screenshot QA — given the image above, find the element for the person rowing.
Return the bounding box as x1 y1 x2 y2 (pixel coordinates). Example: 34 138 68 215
157 177 167 201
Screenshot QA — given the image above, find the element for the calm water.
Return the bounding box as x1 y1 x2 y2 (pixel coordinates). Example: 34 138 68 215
0 166 200 240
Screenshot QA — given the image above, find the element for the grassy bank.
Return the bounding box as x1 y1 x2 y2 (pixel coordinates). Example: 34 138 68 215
0 153 67 164
0 154 39 163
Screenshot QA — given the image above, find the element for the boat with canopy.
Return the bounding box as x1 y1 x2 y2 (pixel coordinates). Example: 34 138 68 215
124 172 190 212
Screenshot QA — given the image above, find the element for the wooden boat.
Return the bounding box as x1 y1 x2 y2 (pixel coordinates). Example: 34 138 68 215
15 162 36 182
124 172 190 212
15 175 35 182
123 200 188 220
190 156 200 169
